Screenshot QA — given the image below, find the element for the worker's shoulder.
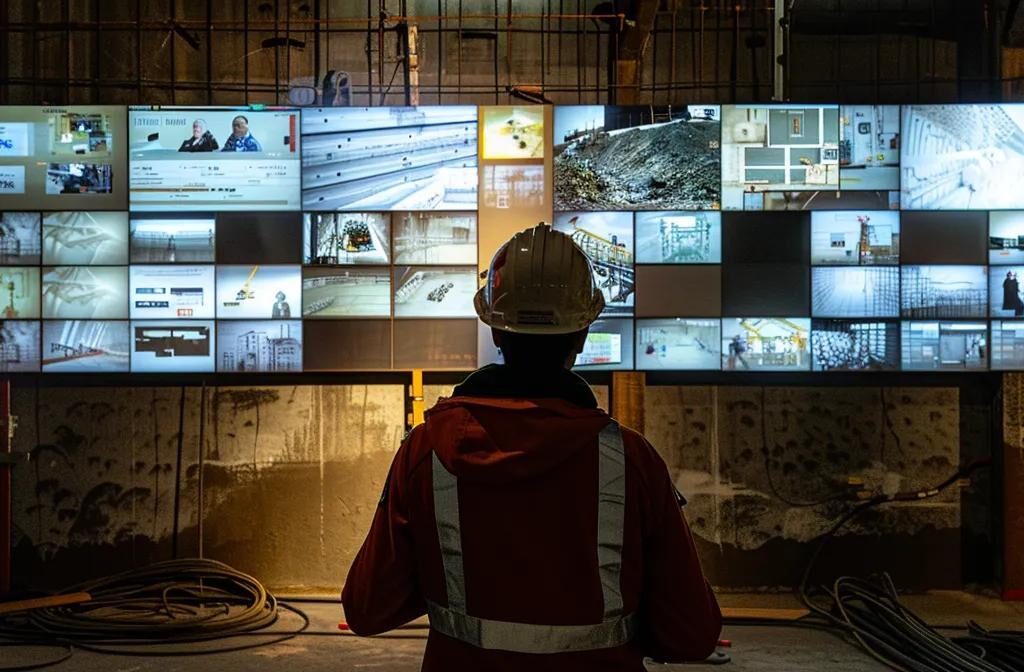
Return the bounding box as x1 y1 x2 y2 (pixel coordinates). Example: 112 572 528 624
617 424 671 475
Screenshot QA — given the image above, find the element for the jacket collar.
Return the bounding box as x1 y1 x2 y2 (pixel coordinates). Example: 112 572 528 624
452 364 598 409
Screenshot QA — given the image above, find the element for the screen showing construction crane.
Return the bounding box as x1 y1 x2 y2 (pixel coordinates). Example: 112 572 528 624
481 106 544 160
393 266 476 318
721 318 811 371
839 105 900 190
575 318 634 370
990 320 1024 369
0 212 42 265
303 212 390 264
393 212 476 265
216 320 302 372
0 320 40 372
812 267 900 318
901 321 987 370
41 319 130 372
0 266 40 318
301 106 478 211
553 212 634 315
635 211 721 264
0 106 127 210
130 214 216 263
130 320 215 372
635 318 721 370
989 212 1024 265
41 266 127 319
810 211 899 265
811 319 900 371
129 106 301 211
129 265 215 319
302 267 391 318
216 265 301 319
553 105 721 211
901 104 1024 210
900 265 987 319
42 211 128 265
721 105 840 210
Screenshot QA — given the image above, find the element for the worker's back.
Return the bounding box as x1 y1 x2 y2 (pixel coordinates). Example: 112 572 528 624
342 365 722 671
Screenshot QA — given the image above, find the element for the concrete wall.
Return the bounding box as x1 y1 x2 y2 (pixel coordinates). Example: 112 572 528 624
12 381 971 592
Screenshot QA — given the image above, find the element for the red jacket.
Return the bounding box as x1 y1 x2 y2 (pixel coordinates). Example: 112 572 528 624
342 392 721 671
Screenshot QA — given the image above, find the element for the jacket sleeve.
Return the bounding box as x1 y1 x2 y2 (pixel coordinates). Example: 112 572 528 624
341 436 427 635
637 441 722 662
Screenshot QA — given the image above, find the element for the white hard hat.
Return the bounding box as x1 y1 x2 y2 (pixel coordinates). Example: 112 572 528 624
474 223 605 334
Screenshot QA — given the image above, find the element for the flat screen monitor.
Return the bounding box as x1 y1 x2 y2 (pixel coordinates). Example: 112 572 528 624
900 265 987 319
129 265 215 319
392 212 477 265
41 266 127 319
304 212 390 265
393 266 476 318
130 320 215 372
575 318 635 370
0 320 40 372
635 211 721 264
0 266 40 318
42 211 129 265
900 321 987 370
216 320 302 372
810 210 899 265
635 318 721 370
721 317 811 371
0 212 42 265
553 212 634 316
216 265 301 319
811 319 900 371
41 320 130 372
130 214 216 263
302 267 391 318
811 266 900 318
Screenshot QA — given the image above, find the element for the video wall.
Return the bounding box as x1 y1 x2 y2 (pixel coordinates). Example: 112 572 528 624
1 102 1023 373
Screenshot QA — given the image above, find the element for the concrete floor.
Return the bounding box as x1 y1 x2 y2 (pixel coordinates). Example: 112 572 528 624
5 592 1022 671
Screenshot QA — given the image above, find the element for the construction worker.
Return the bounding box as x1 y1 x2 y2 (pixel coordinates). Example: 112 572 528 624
342 223 721 670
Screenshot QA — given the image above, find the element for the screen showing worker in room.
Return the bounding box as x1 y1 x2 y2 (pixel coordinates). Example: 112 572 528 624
988 265 1024 318
130 320 215 373
636 318 721 370
553 105 721 211
810 210 899 265
129 106 301 211
635 211 721 263
41 266 128 319
300 106 477 211
393 212 476 265
130 214 215 263
0 320 40 372
129 265 215 319
721 105 840 210
303 212 390 265
839 105 900 190
481 164 545 209
392 266 476 318
989 211 1024 264
575 318 634 370
900 321 987 370
0 212 42 264
302 267 391 318
990 320 1024 369
0 106 126 209
42 211 128 265
216 265 301 319
901 104 1024 210
0 266 40 318
811 319 899 371
216 320 302 372
900 265 987 318
812 267 900 318
720 318 811 371
553 212 634 315
41 319 130 372
481 106 544 159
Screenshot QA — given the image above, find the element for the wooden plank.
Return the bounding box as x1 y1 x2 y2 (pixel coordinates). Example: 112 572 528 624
0 592 92 615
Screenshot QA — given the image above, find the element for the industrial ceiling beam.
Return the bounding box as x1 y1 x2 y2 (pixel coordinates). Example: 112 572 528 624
615 0 659 105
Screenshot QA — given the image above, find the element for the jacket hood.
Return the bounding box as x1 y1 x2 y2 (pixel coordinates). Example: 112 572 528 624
425 366 610 483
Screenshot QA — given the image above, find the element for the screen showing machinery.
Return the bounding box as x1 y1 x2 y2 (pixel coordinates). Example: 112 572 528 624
216 265 301 319
839 105 900 191
554 105 721 211
721 318 811 371
129 265 215 319
130 214 216 263
301 106 478 211
812 319 900 371
302 267 391 318
635 211 721 264
393 212 476 265
130 320 215 372
42 211 128 265
216 320 302 372
481 106 544 160
41 266 128 319
304 212 390 265
721 105 840 210
901 104 1024 210
810 210 900 265
0 320 40 372
0 106 127 209
0 266 40 319
812 266 900 318
41 320 130 372
0 212 42 265
553 211 634 315
989 211 1024 265
393 266 476 318
900 265 987 318
129 106 300 211
635 318 721 370
901 321 987 370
